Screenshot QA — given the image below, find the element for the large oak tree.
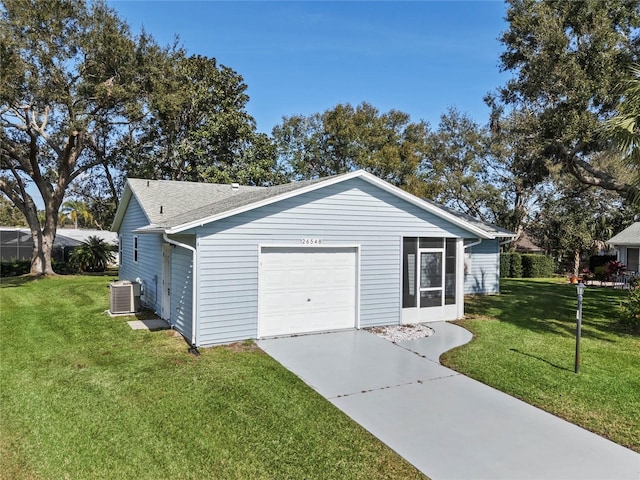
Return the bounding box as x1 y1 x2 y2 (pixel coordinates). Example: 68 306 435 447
1 0 278 275
0 0 159 275
604 64 640 203
121 53 283 186
492 0 640 198
272 102 429 195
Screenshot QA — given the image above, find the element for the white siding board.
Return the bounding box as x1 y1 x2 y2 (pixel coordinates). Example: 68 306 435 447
117 198 163 313
465 240 500 294
193 178 476 346
170 246 193 341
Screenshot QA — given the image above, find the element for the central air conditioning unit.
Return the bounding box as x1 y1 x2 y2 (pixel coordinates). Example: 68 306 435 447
109 280 141 314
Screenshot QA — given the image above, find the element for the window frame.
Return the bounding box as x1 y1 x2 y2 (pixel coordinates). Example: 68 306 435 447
403 236 457 309
133 235 139 264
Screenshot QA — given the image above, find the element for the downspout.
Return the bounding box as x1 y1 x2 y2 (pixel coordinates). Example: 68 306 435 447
163 233 199 354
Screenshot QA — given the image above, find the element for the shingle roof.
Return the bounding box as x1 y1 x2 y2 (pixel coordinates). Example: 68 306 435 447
114 171 516 240
138 176 329 232
126 178 264 226
422 199 516 239
608 222 640 246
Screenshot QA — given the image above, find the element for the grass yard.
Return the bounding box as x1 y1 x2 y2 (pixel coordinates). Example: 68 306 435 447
442 278 640 452
0 275 425 480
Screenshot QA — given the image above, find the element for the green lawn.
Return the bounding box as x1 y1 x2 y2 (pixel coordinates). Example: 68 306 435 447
442 278 640 452
0 275 425 480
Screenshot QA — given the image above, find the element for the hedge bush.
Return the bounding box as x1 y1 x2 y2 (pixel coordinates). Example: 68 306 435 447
0 259 77 277
522 254 555 278
500 253 510 278
500 253 555 278
619 282 640 333
0 260 31 277
500 252 523 278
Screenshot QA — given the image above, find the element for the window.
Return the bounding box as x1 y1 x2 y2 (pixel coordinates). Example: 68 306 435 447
445 239 457 305
133 236 139 263
403 237 457 309
628 248 639 273
118 237 123 265
402 238 417 308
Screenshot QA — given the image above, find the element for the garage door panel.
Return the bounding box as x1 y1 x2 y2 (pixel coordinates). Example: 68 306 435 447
259 247 358 337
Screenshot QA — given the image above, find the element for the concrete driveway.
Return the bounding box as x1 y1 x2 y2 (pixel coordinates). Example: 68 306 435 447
258 323 640 480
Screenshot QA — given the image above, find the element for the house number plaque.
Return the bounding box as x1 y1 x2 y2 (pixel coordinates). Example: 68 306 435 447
301 238 322 245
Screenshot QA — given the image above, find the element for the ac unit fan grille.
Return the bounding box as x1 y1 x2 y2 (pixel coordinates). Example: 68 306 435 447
110 283 134 314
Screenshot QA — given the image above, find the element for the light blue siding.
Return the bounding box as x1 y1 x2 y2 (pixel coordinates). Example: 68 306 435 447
117 197 163 313
170 246 193 339
464 239 500 294
193 177 475 346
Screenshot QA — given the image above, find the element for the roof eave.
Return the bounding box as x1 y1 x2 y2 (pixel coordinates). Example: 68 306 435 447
355 172 498 239
133 225 167 234
111 179 153 233
165 170 366 234
110 184 133 232
164 170 508 239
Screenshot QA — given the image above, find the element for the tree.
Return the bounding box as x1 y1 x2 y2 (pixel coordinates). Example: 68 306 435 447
603 64 640 204
69 235 114 273
529 173 638 275
0 195 26 226
60 200 94 229
492 0 640 197
0 0 162 275
122 53 283 186
273 102 430 195
421 109 505 223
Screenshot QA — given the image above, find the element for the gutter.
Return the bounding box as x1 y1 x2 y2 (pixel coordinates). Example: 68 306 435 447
163 233 199 352
500 237 516 248
464 238 483 250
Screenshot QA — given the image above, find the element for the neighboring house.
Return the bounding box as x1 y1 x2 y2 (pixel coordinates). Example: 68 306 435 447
111 170 515 347
0 227 117 263
608 222 640 274
513 232 544 254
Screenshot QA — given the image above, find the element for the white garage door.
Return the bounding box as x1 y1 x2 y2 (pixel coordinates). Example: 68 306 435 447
258 246 358 337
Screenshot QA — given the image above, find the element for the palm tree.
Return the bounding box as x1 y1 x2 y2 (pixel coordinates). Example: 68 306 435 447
604 64 640 204
60 200 94 229
69 236 115 273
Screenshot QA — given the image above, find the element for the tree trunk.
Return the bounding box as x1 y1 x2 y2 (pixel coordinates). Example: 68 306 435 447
573 250 581 277
30 228 55 276
25 193 61 276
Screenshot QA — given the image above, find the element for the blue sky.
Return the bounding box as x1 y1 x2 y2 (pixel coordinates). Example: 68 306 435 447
109 1 511 133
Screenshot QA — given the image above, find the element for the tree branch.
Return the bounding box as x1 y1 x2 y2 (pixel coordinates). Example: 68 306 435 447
29 106 63 157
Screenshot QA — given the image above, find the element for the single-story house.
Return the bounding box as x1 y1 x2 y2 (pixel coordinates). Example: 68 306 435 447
112 170 515 347
608 222 640 274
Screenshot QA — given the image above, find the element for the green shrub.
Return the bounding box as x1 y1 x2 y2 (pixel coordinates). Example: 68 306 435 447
500 253 523 278
594 266 609 282
619 286 640 333
69 236 114 273
511 253 523 278
500 253 510 278
589 255 616 272
0 259 77 277
53 259 78 275
0 260 31 277
522 254 555 278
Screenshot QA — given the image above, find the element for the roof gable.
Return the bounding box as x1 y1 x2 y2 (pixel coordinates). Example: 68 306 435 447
111 178 263 232
608 222 640 245
121 171 514 240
